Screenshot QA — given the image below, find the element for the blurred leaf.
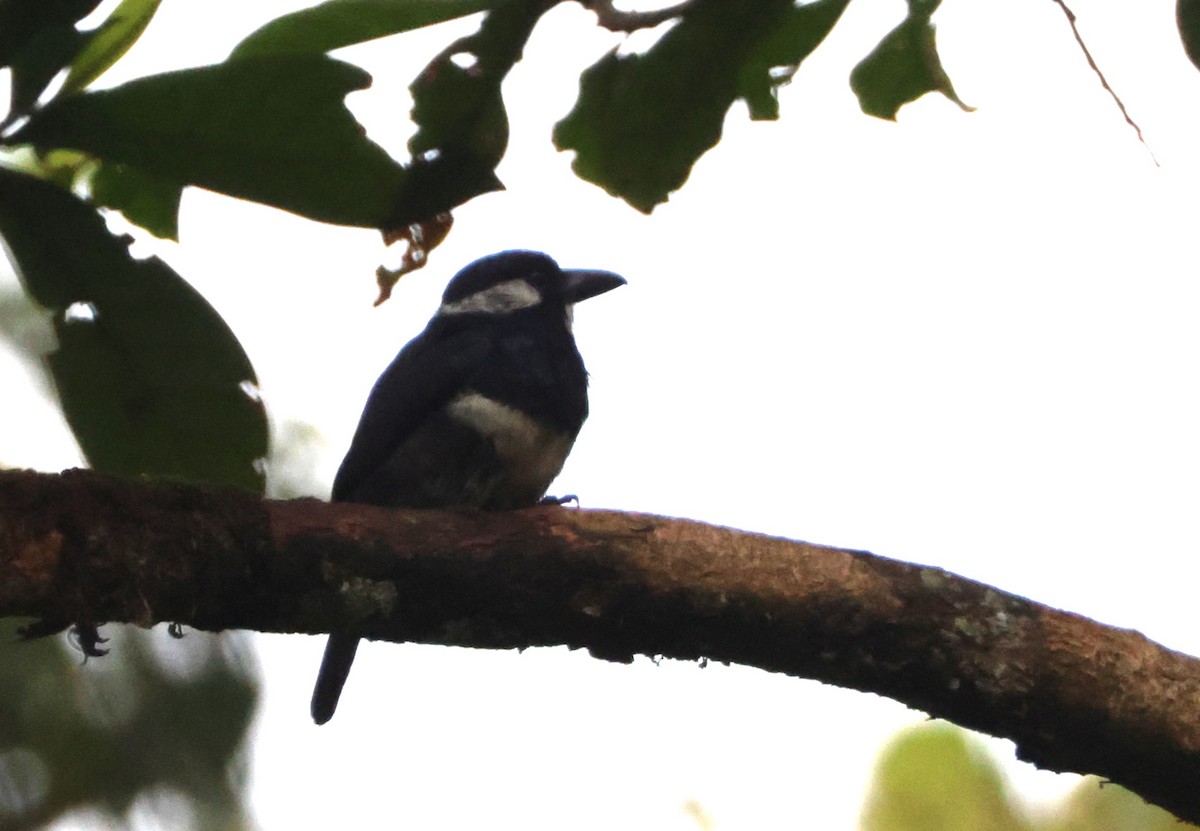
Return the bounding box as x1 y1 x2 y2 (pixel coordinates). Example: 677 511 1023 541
1047 777 1199 831
1179 0 1200 72
554 0 794 213
0 621 257 831
9 54 409 228
0 0 98 118
0 0 100 68
739 0 853 121
861 722 1029 831
62 0 163 94
4 145 93 193
90 162 182 240
0 167 266 491
850 0 972 120
230 0 495 59
7 25 85 116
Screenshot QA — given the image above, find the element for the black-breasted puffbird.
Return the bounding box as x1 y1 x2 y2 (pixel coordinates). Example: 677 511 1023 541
311 250 625 724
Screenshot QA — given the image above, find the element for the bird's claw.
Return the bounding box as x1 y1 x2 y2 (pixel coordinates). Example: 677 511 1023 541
539 493 579 507
69 624 110 660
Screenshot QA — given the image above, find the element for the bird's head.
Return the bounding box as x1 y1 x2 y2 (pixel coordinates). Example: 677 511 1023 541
437 250 625 319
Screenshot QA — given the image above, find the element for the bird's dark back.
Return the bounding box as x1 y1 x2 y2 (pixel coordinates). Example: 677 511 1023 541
331 297 589 510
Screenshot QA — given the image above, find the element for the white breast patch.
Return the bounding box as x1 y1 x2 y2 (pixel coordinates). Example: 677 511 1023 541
447 391 575 491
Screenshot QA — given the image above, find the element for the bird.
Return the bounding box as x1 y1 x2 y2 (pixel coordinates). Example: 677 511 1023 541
311 249 625 724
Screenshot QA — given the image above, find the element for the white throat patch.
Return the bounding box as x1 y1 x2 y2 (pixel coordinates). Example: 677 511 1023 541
439 278 541 316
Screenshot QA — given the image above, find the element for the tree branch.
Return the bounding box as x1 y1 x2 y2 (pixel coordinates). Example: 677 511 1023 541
3 467 1200 823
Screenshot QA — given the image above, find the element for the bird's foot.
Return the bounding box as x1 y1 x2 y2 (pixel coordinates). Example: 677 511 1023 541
539 494 579 507
69 624 110 660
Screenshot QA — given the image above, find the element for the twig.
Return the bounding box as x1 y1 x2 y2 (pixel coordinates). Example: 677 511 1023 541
1050 0 1158 165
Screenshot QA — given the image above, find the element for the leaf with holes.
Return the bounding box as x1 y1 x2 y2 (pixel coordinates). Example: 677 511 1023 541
393 0 550 226
554 0 794 213
0 167 266 491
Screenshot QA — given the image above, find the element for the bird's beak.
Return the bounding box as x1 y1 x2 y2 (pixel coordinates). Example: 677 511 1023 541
561 269 626 303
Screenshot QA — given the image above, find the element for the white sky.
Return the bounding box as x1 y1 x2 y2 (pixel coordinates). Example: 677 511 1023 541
4 0 1200 829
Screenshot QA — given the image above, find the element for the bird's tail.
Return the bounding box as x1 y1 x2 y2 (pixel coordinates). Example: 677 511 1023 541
311 632 360 724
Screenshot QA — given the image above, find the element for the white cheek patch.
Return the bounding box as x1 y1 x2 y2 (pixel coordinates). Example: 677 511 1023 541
439 279 541 316
448 392 575 490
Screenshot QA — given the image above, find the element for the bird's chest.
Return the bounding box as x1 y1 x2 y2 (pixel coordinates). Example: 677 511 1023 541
446 391 576 504
470 328 589 430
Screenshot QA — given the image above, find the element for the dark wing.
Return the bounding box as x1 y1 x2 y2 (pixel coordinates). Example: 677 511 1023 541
331 325 492 502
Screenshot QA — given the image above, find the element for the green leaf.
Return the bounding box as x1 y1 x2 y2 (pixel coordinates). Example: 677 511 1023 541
1178 0 1200 72
0 622 257 829
0 0 96 117
554 0 794 213
9 54 409 228
4 147 91 193
739 0 853 121
395 0 550 221
408 8 525 163
231 0 496 60
1048 778 1197 831
850 0 972 120
0 167 266 491
8 23 84 115
0 0 100 68
90 161 182 240
62 0 163 94
861 722 1028 831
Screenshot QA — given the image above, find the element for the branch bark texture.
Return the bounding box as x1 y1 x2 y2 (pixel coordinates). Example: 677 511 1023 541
2 468 1199 822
